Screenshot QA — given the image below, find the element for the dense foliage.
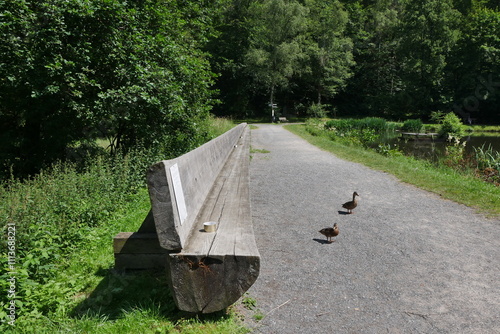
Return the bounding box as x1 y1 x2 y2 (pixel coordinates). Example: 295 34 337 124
0 0 225 178
210 0 500 123
1 0 499 178
339 0 499 122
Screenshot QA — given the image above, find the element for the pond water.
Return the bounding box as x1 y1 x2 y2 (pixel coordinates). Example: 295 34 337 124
382 133 500 162
466 134 500 153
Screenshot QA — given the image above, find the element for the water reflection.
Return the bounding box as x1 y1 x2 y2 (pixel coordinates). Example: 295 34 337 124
381 133 500 162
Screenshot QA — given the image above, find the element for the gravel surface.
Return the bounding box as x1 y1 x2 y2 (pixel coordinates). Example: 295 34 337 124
242 124 500 334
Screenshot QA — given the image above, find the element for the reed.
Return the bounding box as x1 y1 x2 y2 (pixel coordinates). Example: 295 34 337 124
474 144 500 171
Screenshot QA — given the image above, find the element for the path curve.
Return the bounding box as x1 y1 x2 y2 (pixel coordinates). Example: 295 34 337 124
244 124 499 333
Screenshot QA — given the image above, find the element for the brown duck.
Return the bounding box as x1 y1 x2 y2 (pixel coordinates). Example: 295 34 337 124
342 191 359 214
319 223 339 243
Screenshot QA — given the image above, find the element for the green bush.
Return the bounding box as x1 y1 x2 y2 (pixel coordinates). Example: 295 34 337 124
401 119 423 133
313 118 381 147
306 103 329 118
0 156 143 320
356 117 389 132
324 119 353 132
325 117 392 134
474 144 500 171
438 112 466 141
0 0 219 179
306 118 327 136
377 143 404 157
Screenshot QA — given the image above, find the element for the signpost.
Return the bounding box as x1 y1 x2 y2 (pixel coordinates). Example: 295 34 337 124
268 103 277 122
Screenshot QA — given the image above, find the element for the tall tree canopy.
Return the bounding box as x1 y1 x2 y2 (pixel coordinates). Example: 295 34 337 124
300 0 354 107
0 0 224 176
398 0 462 115
243 0 309 109
210 0 355 117
336 0 499 121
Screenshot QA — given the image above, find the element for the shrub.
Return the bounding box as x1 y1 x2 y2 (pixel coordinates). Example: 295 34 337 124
430 111 445 123
401 119 423 133
325 117 392 133
325 119 351 132
356 117 388 132
474 144 500 172
307 103 329 118
377 143 404 157
438 112 466 141
306 118 327 136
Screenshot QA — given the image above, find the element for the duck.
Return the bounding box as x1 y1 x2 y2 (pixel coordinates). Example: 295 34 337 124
319 223 339 243
342 191 359 214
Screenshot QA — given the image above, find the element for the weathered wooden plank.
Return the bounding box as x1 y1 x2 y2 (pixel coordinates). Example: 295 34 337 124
147 124 246 250
209 128 252 257
147 163 182 250
180 126 252 256
401 132 438 138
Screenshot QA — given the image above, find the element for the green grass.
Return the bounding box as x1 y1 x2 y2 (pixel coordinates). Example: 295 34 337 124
2 189 249 334
250 147 270 154
285 124 500 217
470 124 500 132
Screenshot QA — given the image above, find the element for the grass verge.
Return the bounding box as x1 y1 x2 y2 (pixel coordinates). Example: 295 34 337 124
3 189 249 333
285 124 500 218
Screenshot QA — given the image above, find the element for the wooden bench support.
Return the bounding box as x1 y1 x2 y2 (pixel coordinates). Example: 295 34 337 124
113 211 171 270
114 232 170 270
168 254 259 313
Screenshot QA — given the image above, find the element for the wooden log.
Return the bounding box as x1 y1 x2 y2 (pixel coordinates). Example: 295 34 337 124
167 254 260 313
401 132 438 139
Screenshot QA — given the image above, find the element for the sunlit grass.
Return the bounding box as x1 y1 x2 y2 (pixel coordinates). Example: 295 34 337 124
471 125 500 132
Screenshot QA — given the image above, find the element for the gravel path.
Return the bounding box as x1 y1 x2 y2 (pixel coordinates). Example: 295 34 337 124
243 124 500 334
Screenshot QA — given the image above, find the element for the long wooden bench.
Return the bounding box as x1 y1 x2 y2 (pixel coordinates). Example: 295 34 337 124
113 123 260 313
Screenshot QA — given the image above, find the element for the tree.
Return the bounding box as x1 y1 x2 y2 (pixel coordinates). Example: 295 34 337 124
243 0 309 117
398 0 462 116
337 0 405 118
301 0 354 108
0 0 223 177
449 4 500 122
206 0 256 117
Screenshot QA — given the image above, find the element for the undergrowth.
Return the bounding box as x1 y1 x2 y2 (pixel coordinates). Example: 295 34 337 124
0 117 246 333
